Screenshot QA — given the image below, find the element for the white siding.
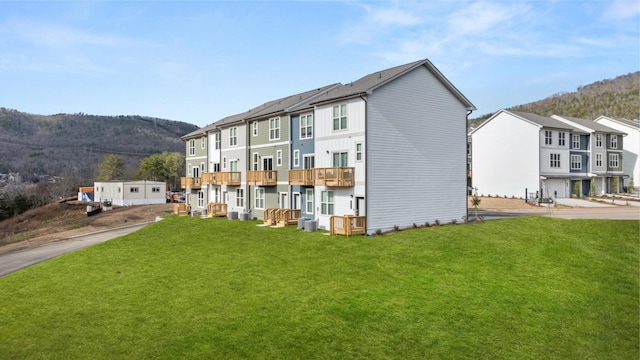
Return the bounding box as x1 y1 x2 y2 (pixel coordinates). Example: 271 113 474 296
595 117 639 189
94 181 166 206
220 124 248 212
471 111 541 199
366 65 468 233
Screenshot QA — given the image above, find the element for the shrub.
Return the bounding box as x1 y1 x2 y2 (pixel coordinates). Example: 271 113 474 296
375 229 382 235
435 219 440 226
424 221 430 227
451 219 457 225
412 223 418 228
393 225 399 231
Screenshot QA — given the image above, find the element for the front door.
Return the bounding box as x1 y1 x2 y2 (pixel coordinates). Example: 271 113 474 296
356 197 365 216
280 192 288 209
263 157 273 171
292 193 300 210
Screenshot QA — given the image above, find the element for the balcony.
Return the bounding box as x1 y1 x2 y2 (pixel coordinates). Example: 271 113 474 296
214 171 241 186
247 170 277 186
180 177 201 189
313 167 354 187
201 172 217 185
288 169 314 186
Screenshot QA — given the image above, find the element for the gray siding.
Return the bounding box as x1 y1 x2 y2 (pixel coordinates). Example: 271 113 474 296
366 65 468 233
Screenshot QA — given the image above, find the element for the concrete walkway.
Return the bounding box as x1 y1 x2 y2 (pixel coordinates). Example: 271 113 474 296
555 197 640 207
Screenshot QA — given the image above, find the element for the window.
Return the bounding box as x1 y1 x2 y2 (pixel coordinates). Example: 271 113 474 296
596 153 603 167
201 137 206 149
572 134 580 149
223 157 227 170
550 153 560 168
467 142 471 156
609 153 619 168
255 188 265 209
333 152 348 167
189 139 195 156
544 130 552 145
300 114 313 139
229 127 237 146
321 191 334 215
236 188 244 207
276 150 282 166
558 132 565 146
595 134 603 148
293 150 300 167
356 143 363 162
253 153 260 171
303 154 315 169
610 135 618 149
215 133 221 150
570 155 582 170
213 163 220 172
152 187 160 193
269 117 280 140
197 191 204 208
252 122 258 136
333 104 347 130
306 189 314 214
130 187 139 193
200 162 205 173
214 188 220 203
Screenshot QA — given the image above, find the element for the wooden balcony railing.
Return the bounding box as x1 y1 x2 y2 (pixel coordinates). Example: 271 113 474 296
201 172 217 185
247 170 277 186
276 209 301 226
330 215 366 236
288 169 314 186
214 172 241 186
313 167 355 187
173 203 190 216
206 202 227 217
180 177 201 189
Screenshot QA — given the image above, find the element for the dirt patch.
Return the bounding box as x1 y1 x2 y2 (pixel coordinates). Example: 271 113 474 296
0 201 174 254
471 196 544 211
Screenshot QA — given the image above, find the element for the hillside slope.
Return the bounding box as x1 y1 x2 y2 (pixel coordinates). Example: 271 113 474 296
470 72 639 127
0 109 198 178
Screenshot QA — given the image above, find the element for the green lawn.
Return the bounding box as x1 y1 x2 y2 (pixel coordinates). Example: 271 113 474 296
0 216 637 359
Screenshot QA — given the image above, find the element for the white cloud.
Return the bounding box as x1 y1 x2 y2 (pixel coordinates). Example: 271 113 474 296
604 0 640 19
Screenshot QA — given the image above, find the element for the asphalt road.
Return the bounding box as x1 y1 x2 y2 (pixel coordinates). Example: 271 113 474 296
0 224 146 278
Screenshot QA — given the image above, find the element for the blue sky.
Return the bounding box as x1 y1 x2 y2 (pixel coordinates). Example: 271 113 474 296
1 0 638 127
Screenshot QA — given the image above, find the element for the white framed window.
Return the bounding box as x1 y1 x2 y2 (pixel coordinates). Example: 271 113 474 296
333 104 347 131
306 189 313 214
214 187 220 203
595 134 603 148
544 130 552 145
252 122 258 136
130 187 139 193
558 132 565 146
255 188 265 209
610 135 618 149
197 191 204 208
253 153 260 171
200 162 205 173
236 188 244 207
269 117 280 140
229 127 238 147
609 153 619 168
572 134 580 149
320 190 334 215
570 155 582 170
213 163 220 172
303 154 315 169
276 150 282 166
215 133 221 150
595 153 603 167
192 165 200 178
293 150 300 167
201 137 206 149
300 114 313 139
333 152 348 167
223 156 227 170
188 139 195 156
355 143 363 162
550 153 560 168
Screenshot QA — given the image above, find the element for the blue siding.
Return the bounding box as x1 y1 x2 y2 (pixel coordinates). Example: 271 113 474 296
290 113 315 219
569 151 589 173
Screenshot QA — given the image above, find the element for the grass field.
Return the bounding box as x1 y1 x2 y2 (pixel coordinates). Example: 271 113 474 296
0 216 637 359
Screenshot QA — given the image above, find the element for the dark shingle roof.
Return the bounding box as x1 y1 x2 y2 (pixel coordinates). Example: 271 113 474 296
553 115 626 135
508 111 579 131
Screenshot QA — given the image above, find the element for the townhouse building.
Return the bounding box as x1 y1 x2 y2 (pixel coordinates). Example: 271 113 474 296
181 59 475 233
594 116 639 191
470 109 624 199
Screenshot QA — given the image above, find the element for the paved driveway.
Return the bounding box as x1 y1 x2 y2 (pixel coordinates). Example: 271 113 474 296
0 224 146 278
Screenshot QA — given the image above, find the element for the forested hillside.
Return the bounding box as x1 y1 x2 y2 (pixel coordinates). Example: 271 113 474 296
0 109 198 179
470 72 639 127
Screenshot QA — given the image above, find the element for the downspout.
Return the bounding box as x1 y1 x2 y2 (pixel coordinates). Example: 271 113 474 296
466 109 473 220
245 120 251 216
360 95 368 232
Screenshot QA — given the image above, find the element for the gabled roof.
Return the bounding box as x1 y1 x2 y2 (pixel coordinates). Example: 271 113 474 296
469 109 584 136
291 59 475 111
245 83 340 120
552 115 626 135
594 116 640 130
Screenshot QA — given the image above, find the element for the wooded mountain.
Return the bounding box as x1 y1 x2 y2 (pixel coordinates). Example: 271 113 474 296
470 71 639 127
0 109 198 180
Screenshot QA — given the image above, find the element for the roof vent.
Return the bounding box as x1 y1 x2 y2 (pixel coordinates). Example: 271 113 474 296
378 72 382 79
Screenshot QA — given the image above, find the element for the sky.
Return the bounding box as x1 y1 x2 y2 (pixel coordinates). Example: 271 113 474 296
0 0 638 128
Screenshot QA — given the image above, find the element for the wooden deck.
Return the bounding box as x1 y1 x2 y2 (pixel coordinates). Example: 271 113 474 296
288 169 313 186
180 177 201 189
276 209 301 226
247 170 277 186
330 215 366 236
263 208 278 225
206 202 227 217
214 172 241 186
313 167 354 187
201 172 217 185
173 203 190 216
